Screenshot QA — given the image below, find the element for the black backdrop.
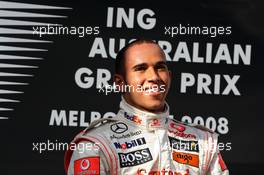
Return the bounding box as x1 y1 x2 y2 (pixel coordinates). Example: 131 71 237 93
0 0 263 174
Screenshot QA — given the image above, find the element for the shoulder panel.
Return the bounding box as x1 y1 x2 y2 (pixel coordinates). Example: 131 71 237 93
83 117 119 134
192 124 215 134
169 117 215 134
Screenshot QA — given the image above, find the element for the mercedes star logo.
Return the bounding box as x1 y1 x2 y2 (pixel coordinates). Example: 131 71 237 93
111 122 128 133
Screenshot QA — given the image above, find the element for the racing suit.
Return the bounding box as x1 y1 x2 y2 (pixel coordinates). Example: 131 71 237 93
65 97 229 175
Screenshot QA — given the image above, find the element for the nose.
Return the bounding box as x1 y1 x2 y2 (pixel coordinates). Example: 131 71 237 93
146 67 160 83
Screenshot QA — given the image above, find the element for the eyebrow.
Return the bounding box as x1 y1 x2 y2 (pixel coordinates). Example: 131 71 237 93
155 61 167 66
132 61 167 70
132 63 148 70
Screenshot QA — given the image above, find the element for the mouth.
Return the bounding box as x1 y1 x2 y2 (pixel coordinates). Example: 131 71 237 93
143 85 165 96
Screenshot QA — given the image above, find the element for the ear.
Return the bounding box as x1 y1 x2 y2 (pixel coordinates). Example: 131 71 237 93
113 73 125 92
113 74 124 85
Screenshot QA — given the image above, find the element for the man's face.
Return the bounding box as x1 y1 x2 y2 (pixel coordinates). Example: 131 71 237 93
115 43 171 112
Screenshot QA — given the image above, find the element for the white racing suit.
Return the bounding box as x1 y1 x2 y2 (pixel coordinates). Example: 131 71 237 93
65 98 229 175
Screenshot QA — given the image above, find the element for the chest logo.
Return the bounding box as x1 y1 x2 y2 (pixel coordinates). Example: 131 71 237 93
111 122 128 134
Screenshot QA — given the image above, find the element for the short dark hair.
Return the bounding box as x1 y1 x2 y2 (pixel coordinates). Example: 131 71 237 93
115 39 158 75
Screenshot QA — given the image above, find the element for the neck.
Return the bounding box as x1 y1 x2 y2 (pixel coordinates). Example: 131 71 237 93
118 96 170 129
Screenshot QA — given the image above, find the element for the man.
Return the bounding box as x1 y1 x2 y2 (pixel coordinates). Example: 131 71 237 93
64 39 229 175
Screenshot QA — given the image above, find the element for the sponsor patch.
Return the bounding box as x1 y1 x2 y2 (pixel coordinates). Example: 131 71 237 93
150 118 161 127
168 136 199 153
118 148 153 167
172 151 199 168
110 130 142 140
114 137 146 150
110 122 128 134
74 157 100 175
169 122 196 139
124 112 142 124
137 168 190 175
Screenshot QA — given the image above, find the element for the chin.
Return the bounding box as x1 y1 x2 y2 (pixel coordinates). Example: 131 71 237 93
143 101 164 112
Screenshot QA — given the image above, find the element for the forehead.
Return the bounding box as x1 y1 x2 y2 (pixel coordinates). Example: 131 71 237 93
125 43 165 65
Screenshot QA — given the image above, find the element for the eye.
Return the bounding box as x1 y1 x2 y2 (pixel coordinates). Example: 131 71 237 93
134 65 147 71
155 64 168 71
